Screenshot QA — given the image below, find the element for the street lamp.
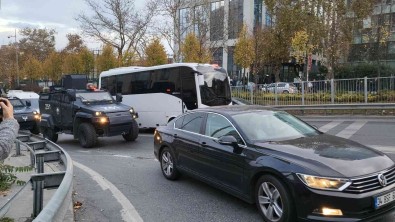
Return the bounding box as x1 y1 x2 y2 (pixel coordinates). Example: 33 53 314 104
7 29 19 87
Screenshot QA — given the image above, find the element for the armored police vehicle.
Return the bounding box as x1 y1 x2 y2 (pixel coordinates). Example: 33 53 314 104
9 97 40 134
38 75 139 148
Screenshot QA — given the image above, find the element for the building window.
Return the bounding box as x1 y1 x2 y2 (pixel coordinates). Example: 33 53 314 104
212 47 223 66
179 8 190 40
228 0 243 39
210 1 224 41
194 5 208 38
254 0 263 28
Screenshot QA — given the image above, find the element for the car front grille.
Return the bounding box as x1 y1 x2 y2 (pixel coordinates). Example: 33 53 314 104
344 167 395 194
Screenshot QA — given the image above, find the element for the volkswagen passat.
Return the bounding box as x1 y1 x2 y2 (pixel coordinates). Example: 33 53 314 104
154 106 395 221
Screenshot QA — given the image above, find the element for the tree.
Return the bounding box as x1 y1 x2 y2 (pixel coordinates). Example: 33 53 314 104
43 51 63 82
21 55 43 83
64 34 85 53
18 28 56 62
234 24 254 83
157 0 227 62
0 45 16 88
180 33 211 63
96 44 117 73
76 0 158 64
145 38 167 66
79 48 95 77
63 53 83 74
156 0 186 62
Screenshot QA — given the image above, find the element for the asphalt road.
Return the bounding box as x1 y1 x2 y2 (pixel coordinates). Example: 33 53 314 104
54 117 395 222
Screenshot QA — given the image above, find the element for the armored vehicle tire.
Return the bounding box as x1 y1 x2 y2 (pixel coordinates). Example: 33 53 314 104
78 123 97 148
122 120 139 141
30 123 40 135
41 127 58 142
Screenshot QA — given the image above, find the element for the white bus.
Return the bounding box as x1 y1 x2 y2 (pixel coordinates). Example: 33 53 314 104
99 63 232 128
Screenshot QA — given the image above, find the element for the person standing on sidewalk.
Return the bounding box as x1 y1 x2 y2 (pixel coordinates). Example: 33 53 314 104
0 98 19 161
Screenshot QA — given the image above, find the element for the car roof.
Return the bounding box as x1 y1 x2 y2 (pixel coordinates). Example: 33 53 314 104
196 105 277 115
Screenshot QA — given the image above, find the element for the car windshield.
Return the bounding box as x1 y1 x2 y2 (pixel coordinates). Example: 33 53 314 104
197 66 232 106
9 99 25 108
232 111 319 142
76 91 114 103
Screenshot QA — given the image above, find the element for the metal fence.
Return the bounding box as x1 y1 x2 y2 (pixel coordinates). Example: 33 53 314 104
232 76 395 106
0 133 73 222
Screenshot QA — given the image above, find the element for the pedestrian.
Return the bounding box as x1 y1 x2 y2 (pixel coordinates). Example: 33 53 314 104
0 98 19 161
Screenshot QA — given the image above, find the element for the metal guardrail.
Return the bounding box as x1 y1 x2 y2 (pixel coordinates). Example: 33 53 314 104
2 133 73 222
270 103 395 115
232 76 395 106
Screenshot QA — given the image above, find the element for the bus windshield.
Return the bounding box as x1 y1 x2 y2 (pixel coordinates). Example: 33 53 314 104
197 66 231 106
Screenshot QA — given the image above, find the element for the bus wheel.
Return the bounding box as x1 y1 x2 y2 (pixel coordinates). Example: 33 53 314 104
123 120 139 141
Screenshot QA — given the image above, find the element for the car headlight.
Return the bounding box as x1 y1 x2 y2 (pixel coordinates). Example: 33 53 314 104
297 174 351 191
129 108 135 114
95 111 102 116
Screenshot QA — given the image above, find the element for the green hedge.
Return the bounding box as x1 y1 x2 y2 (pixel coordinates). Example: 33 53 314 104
232 90 395 105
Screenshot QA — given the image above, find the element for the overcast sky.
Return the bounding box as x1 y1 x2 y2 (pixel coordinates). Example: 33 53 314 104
0 0 146 50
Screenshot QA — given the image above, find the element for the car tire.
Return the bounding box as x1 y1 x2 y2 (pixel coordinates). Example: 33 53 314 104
78 123 97 148
122 120 139 141
160 147 179 180
41 127 58 143
255 175 294 222
282 90 289 94
30 123 40 135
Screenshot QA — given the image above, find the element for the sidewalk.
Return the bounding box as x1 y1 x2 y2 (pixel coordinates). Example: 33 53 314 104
0 144 74 222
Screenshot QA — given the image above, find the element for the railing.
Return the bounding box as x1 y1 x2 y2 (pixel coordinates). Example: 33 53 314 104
0 132 73 222
232 76 395 106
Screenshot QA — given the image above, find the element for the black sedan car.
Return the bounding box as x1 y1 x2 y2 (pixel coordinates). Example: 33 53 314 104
154 106 395 221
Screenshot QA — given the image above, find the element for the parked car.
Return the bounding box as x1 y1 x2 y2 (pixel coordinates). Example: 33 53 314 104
154 105 395 221
264 82 298 94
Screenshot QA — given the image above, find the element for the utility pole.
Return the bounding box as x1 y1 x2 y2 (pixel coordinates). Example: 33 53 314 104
8 29 19 87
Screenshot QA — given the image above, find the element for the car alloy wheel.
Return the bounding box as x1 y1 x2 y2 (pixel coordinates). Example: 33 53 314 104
256 175 293 222
161 151 174 176
258 182 283 221
160 147 179 180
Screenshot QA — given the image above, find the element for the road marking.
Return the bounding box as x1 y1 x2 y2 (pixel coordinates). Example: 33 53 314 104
336 121 367 139
74 161 143 222
370 145 395 153
318 121 343 133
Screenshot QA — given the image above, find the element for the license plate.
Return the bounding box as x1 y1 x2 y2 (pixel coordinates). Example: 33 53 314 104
374 190 395 208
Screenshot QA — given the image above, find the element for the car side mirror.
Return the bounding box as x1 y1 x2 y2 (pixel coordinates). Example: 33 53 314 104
116 93 123 102
25 100 31 107
218 135 243 154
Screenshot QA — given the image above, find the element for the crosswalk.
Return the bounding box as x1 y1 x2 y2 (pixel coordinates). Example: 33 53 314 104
309 119 395 153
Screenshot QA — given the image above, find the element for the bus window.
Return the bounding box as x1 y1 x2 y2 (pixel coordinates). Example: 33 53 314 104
107 76 117 96
167 68 181 96
180 66 197 109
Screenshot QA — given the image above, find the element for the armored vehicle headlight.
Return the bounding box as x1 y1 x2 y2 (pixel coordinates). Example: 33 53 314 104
33 112 41 120
99 117 108 124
